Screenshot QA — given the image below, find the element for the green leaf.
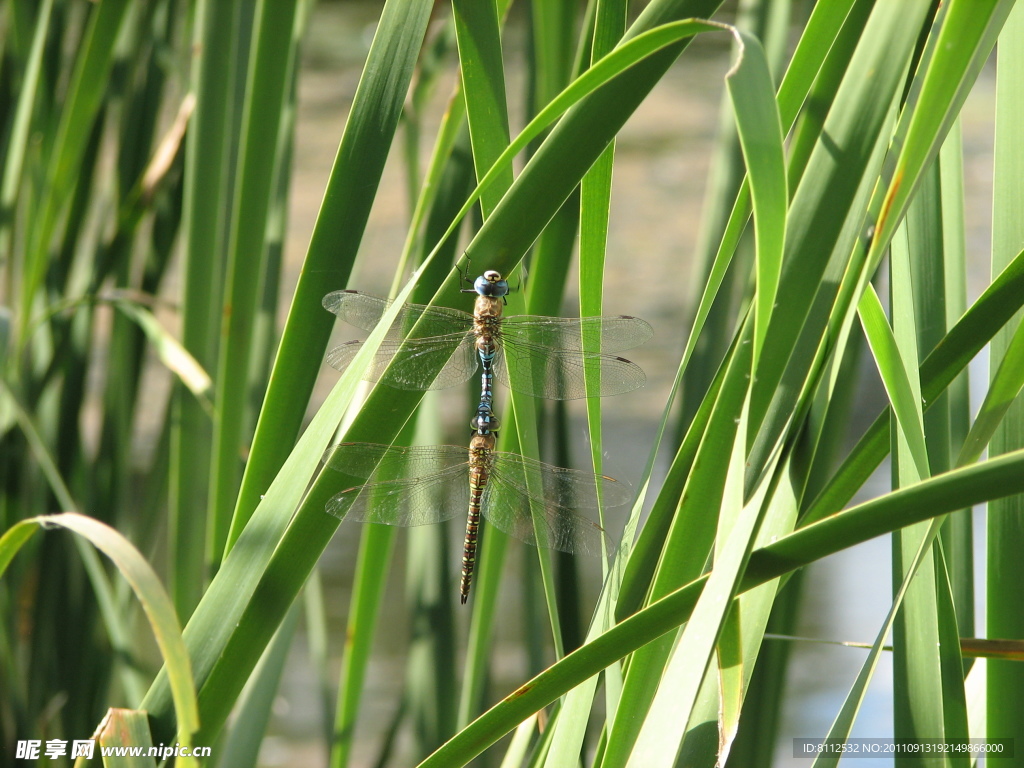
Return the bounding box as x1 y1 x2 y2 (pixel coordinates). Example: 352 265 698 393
987 0 1024 750
171 0 245 622
140 251 433 744
21 0 131 332
724 32 786 362
625 397 769 768
210 0 302 562
418 448 1024 768
219 603 301 768
1 514 199 754
803 246 1024 526
857 284 929 478
229 0 435 540
810 519 944 768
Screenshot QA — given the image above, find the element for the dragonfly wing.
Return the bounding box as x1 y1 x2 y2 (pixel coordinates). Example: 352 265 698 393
494 344 646 399
479 478 604 555
322 442 468 481
326 463 470 526
499 315 653 353
481 453 632 555
322 291 392 331
322 290 475 338
325 335 478 390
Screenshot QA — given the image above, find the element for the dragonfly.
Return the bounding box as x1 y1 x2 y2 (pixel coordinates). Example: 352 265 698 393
323 403 631 603
322 270 653 401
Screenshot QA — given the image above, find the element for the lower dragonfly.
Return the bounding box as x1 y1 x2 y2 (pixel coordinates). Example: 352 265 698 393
322 269 652 400
323 402 631 603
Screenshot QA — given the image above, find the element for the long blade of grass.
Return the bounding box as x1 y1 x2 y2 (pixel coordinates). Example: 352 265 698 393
987 0 1024 749
444 0 520 736
418 447 1024 768
606 27 786 765
140 255 432 743
933 120 974 643
0 0 53 265
803 247 1024 526
889 210 959 760
20 0 131 334
542 0 627 760
746 0 934 473
516 0 582 667
228 0 434 539
727 34 786 365
209 0 301 564
490 271 566 664
810 518 944 768
858 284 930 477
0 513 199 756
452 0 511 217
903 149 972 756
171 0 243 620
625 396 770 768
219 602 300 768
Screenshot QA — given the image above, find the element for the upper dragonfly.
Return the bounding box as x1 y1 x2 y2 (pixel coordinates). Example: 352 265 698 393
322 270 653 400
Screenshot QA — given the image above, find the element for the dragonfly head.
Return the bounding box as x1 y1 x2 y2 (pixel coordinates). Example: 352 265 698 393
474 271 509 299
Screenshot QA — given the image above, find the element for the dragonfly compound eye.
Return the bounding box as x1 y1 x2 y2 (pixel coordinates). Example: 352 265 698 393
475 272 510 298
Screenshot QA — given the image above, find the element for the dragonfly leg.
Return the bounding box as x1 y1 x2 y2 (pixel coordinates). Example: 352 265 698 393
458 254 476 293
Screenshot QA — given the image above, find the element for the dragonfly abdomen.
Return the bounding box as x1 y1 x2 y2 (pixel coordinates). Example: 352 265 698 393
462 433 496 603
460 504 481 604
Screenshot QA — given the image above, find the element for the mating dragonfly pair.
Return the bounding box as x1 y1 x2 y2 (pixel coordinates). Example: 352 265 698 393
321 268 652 602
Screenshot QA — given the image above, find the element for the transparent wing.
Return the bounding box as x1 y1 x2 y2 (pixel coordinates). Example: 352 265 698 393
499 315 653 353
322 290 475 338
481 452 632 555
325 335 478 390
322 442 469 481
326 464 470 526
493 343 646 399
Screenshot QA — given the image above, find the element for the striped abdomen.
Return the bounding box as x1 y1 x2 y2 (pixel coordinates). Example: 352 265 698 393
461 433 496 603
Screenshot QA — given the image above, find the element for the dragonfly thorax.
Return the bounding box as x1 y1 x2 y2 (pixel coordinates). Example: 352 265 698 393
474 295 504 323
469 432 497 456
